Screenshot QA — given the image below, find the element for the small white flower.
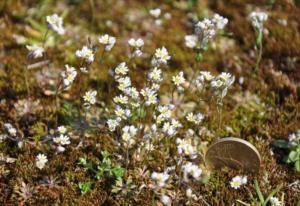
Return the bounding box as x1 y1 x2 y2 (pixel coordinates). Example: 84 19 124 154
46 14 65 35
53 134 70 145
4 123 17 136
172 71 185 87
117 76 131 91
128 38 144 48
186 112 204 124
83 90 97 105
141 88 158 106
230 175 247 189
182 162 202 181
249 11 268 30
148 67 163 82
122 125 137 146
75 46 94 63
176 138 197 158
113 95 128 105
61 64 77 88
26 45 44 59
57 126 67 134
107 119 120 132
185 35 198 49
115 62 129 77
154 47 171 65
98 34 116 51
36 154 48 169
149 8 161 18
160 195 171 206
151 171 169 187
270 197 284 206
212 13 228 30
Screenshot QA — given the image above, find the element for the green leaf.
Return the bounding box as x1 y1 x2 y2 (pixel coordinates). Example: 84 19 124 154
112 166 125 178
288 151 299 162
256 30 263 46
295 160 300 172
79 182 91 194
272 139 289 149
254 179 264 204
195 52 203 63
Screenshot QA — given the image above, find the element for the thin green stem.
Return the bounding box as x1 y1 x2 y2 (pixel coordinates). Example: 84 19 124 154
255 31 263 72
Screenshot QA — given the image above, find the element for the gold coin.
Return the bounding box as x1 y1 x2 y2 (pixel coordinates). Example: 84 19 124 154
205 137 261 173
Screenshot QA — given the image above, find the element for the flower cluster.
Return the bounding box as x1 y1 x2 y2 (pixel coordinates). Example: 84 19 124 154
83 90 97 108
152 47 171 66
75 46 95 63
121 125 138 147
149 8 162 25
249 11 268 31
128 38 144 57
98 34 116 51
230 175 247 189
182 162 202 182
53 126 71 152
288 129 300 146
185 13 228 49
151 171 169 188
26 45 44 59
61 64 77 89
46 14 65 35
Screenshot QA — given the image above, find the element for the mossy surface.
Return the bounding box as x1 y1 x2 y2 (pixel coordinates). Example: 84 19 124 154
0 0 300 205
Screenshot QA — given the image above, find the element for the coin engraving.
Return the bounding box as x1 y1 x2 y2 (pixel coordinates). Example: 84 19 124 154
205 137 261 173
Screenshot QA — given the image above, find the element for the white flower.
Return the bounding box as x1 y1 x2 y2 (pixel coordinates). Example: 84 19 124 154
113 95 128 105
160 195 171 206
162 122 176 136
57 126 67 134
128 38 144 48
288 130 300 146
83 90 97 105
61 64 77 88
270 197 284 206
149 8 161 18
212 13 228 30
115 106 131 120
151 172 169 187
98 34 116 51
53 134 70 145
186 188 197 200
176 138 197 158
36 154 48 169
148 67 163 82
249 11 268 30
122 125 137 146
124 87 139 100
4 123 17 136
195 18 216 44
230 175 247 189
154 47 171 65
75 46 94 63
115 62 128 77
182 162 202 181
200 71 214 81
172 71 185 87
141 88 158 106
26 45 44 59
117 76 131 91
46 14 65 35
186 112 204 124
107 119 120 132
185 35 198 49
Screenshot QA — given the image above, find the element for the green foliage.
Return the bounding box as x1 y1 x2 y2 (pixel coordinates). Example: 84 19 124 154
253 179 283 206
79 151 124 181
78 182 92 194
111 176 136 196
273 139 300 172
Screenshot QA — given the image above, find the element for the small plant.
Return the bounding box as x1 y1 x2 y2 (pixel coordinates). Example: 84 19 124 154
79 151 125 181
249 11 268 71
78 182 92 194
273 129 300 172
